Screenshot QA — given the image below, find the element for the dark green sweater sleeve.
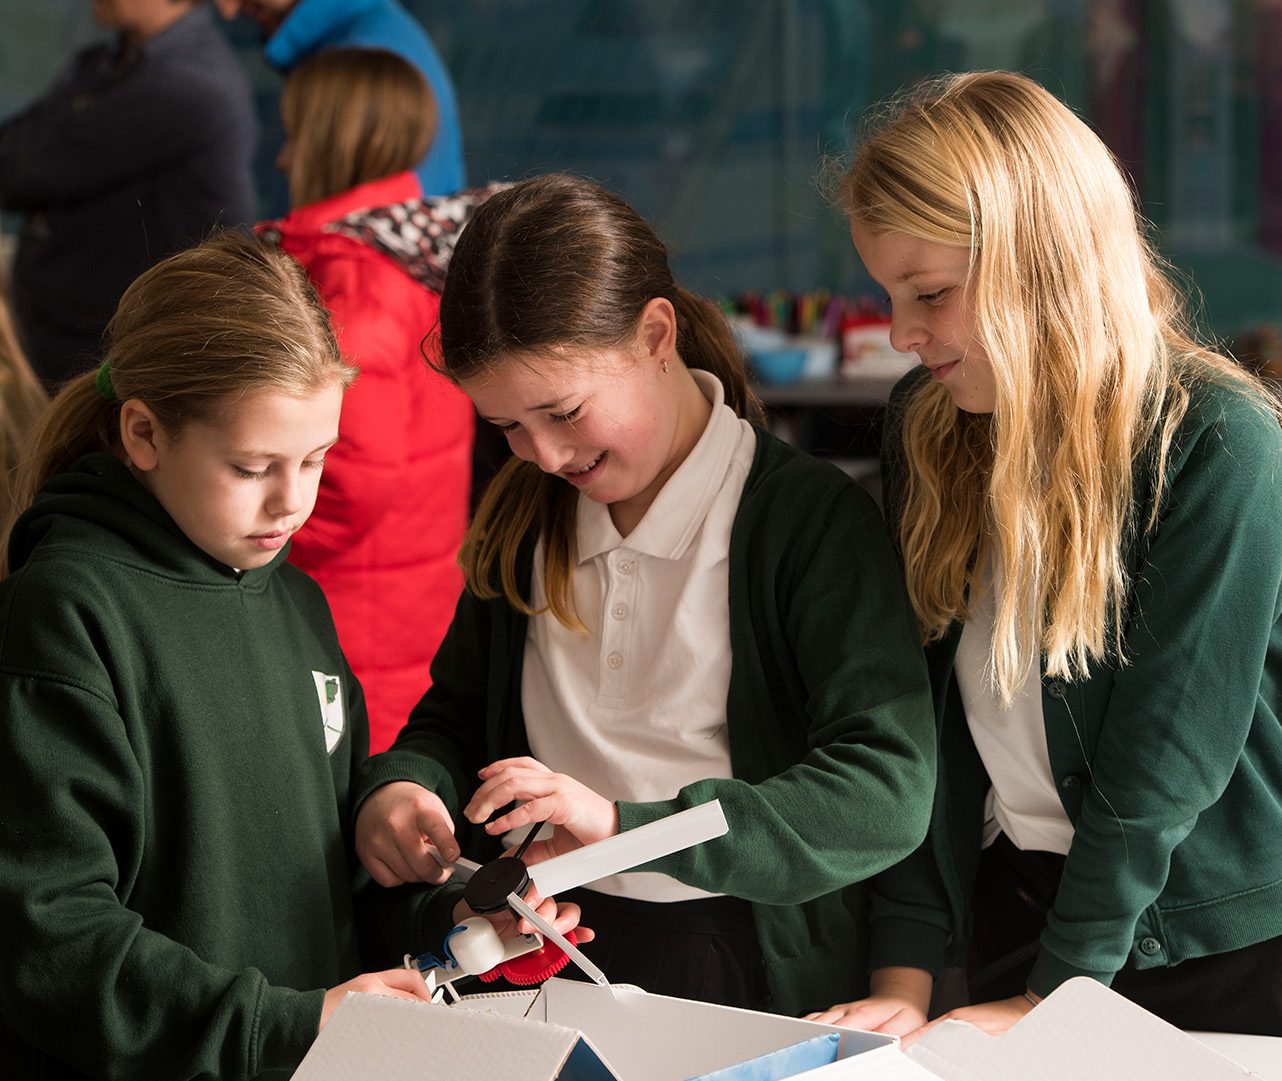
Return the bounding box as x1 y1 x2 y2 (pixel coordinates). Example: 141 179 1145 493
615 453 937 904
0 673 322 1080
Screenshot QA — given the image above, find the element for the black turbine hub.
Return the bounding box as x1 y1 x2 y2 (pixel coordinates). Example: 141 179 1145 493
463 856 531 914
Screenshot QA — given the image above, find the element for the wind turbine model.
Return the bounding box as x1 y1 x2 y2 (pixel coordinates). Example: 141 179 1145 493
405 800 729 999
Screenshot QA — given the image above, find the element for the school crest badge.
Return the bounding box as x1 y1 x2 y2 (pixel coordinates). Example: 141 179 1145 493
311 671 345 754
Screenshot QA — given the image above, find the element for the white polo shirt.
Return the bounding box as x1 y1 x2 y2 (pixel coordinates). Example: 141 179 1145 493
522 370 757 900
955 564 1076 855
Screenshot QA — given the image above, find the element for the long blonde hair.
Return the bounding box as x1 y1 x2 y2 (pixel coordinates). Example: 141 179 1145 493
0 278 47 521
2 230 353 573
281 47 437 208
439 174 764 629
842 70 1275 701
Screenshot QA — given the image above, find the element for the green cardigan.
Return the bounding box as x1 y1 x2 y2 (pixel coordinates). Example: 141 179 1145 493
868 370 1282 998
354 427 937 1016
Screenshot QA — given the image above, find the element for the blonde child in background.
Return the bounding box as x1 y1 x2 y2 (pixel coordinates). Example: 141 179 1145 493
810 70 1282 1039
351 173 937 1016
0 231 583 1080
0 267 46 519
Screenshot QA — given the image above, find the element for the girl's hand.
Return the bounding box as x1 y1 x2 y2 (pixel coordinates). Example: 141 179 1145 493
464 757 619 852
901 994 1036 1047
804 995 928 1035
450 889 595 943
805 966 932 1035
320 967 434 1031
355 781 461 886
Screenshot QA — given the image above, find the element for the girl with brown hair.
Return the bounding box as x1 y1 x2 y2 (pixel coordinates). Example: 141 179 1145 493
350 173 937 1015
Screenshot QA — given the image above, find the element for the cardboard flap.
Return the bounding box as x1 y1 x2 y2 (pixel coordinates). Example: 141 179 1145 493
291 991 614 1081
530 978 892 1080
905 978 1259 1081
456 987 542 1020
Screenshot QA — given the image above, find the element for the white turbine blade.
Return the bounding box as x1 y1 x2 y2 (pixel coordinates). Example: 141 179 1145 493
427 849 482 883
506 890 613 996
528 799 728 898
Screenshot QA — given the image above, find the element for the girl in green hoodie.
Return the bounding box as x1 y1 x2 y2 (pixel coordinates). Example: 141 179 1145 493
0 231 584 1080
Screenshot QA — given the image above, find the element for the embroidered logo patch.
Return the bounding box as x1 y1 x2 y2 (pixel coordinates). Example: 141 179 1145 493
311 671 345 754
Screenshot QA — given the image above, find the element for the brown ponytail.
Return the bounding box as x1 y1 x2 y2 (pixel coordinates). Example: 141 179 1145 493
671 285 764 426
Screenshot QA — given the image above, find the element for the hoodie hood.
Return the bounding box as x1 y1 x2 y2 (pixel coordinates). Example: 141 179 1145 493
7 452 287 586
259 176 511 294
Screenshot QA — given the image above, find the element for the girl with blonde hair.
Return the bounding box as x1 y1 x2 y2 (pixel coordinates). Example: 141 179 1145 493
263 47 489 752
0 231 583 1079
0 271 46 520
350 173 937 1015
810 70 1282 1038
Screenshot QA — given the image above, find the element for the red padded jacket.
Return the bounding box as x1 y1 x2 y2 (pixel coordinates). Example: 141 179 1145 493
261 172 475 752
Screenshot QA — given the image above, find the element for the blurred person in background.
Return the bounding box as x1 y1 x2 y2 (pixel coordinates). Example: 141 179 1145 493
0 266 47 526
215 0 465 196
0 0 257 389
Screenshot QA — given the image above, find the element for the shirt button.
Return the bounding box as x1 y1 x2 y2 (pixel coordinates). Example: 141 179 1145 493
611 603 628 620
618 558 635 574
1139 937 1162 956
1046 678 1067 699
606 652 624 670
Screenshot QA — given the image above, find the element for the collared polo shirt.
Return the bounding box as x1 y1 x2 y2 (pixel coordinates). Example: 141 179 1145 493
956 565 1075 855
522 370 756 900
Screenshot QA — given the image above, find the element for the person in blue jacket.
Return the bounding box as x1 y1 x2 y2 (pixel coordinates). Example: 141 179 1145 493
215 0 466 196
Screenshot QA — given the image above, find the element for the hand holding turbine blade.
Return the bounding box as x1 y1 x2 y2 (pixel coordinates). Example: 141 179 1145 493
527 800 729 898
506 890 613 995
408 800 729 995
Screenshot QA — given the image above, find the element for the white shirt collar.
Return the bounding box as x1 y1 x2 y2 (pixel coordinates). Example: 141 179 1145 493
576 370 745 563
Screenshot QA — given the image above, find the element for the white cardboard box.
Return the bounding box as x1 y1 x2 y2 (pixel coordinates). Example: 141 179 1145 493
291 975 1275 1081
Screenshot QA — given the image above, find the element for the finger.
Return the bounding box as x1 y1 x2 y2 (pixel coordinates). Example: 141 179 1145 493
465 772 553 824
381 986 434 1004
378 832 453 886
478 757 547 780
377 968 436 1000
481 798 554 836
386 835 445 885
898 1018 939 1049
414 808 460 865
362 853 408 889
546 898 581 934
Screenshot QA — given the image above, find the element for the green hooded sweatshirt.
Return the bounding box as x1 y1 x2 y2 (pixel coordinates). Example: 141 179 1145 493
0 453 438 1080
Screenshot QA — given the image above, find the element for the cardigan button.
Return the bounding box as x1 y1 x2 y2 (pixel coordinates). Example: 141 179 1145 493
1060 774 1081 790
1139 937 1162 956
1046 678 1067 698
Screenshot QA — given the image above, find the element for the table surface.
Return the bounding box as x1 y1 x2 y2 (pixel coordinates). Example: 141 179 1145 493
755 355 917 408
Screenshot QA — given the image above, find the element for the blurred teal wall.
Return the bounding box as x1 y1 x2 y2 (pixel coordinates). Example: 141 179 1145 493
3 1 1279 338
